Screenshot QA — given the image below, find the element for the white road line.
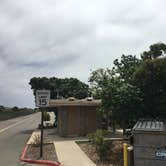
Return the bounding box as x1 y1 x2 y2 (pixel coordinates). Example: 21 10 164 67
0 116 32 134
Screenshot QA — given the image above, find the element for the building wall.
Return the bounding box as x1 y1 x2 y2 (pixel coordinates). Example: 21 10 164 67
67 106 80 136
58 106 98 136
58 108 68 136
85 107 97 133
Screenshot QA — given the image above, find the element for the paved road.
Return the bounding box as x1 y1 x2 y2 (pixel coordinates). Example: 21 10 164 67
0 112 40 166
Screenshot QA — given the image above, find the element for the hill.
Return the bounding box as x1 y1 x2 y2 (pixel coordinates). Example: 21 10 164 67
0 105 36 121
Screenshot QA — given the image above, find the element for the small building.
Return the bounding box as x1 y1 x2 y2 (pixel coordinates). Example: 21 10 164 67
132 120 166 166
50 98 101 137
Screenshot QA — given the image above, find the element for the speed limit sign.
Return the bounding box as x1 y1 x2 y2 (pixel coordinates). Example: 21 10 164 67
36 90 50 107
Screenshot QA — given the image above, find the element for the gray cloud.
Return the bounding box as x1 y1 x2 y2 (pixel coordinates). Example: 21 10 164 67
19 54 79 69
0 0 166 107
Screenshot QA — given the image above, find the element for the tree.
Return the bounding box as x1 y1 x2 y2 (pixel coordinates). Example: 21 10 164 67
133 58 166 119
141 42 166 60
89 68 113 99
89 68 116 130
113 54 141 83
29 77 89 99
89 56 143 133
89 43 166 132
12 106 19 111
110 83 142 132
99 76 142 133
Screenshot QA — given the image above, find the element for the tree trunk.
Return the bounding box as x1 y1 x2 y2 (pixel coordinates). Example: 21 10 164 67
122 123 126 136
123 128 125 135
112 120 116 133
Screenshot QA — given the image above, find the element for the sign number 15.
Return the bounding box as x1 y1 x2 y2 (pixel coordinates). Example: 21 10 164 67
39 98 47 106
36 90 50 107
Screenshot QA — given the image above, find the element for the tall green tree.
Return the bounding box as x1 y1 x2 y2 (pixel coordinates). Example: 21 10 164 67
113 54 141 83
133 58 166 119
89 55 143 132
110 83 142 131
89 68 116 130
89 68 113 99
141 42 166 60
29 77 89 99
89 42 166 132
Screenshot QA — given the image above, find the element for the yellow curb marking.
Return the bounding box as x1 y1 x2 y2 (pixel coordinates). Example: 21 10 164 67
0 117 31 134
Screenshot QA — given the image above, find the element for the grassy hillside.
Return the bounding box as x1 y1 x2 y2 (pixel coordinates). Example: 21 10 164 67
0 105 36 121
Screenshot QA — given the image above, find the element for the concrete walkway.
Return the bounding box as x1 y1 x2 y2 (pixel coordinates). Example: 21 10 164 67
54 141 96 166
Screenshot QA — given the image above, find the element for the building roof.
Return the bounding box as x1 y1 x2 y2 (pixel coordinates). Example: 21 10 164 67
133 119 166 132
49 98 101 107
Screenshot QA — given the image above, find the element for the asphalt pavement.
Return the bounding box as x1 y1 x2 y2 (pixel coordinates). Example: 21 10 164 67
0 112 40 166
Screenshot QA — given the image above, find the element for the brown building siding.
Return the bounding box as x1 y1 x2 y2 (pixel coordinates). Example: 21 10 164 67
67 106 80 136
57 105 99 136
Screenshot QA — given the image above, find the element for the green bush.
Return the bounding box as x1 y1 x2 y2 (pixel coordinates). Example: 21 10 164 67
43 111 50 121
88 130 111 161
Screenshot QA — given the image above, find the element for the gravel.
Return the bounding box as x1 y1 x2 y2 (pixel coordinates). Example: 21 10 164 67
78 141 125 166
25 143 58 161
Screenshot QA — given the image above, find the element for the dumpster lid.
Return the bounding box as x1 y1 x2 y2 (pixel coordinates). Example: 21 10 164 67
133 120 166 132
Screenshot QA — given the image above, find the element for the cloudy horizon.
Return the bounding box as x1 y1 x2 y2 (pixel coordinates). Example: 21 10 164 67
0 0 166 108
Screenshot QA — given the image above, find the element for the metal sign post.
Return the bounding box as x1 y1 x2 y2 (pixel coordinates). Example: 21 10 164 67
40 108 44 158
36 90 50 158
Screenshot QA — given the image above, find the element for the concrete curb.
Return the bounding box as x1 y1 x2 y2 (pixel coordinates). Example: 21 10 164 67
20 140 60 166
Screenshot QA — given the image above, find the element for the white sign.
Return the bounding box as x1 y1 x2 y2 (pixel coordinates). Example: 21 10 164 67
36 90 50 107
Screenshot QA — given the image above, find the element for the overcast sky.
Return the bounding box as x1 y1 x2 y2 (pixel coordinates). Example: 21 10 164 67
0 0 166 108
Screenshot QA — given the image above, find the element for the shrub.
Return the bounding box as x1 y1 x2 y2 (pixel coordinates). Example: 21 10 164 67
43 111 50 121
0 105 5 111
12 106 19 111
88 130 111 161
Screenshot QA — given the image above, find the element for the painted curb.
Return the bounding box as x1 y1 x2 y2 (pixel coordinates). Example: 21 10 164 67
20 144 61 166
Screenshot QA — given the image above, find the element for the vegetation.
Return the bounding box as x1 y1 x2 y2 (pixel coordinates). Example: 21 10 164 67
89 57 143 132
88 130 111 161
43 111 50 121
141 42 166 60
89 42 166 133
133 58 166 119
29 77 89 99
0 105 35 121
